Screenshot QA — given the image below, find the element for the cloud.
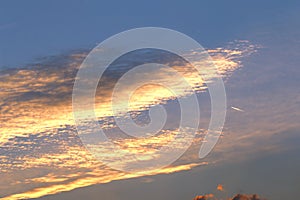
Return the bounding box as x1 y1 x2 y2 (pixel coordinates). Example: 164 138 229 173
217 184 224 191
231 194 263 200
193 194 214 200
194 194 264 200
0 41 258 199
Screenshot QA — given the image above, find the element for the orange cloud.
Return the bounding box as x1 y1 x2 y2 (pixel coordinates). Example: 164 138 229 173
0 41 258 199
217 184 224 191
193 194 263 200
193 194 214 200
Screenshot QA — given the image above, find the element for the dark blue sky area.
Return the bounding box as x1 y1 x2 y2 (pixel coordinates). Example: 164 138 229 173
1 0 300 67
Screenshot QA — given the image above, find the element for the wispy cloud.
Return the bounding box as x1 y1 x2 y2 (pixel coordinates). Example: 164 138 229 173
0 41 258 199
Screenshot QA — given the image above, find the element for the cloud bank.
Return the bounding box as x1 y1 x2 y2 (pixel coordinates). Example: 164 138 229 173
0 41 257 199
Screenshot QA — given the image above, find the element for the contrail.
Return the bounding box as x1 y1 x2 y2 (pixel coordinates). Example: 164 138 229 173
231 106 245 112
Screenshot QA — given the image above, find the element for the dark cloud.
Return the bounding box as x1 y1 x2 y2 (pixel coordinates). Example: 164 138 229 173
232 194 263 200
194 194 264 200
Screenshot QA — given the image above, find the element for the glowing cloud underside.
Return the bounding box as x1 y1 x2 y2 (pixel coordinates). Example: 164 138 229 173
0 41 257 199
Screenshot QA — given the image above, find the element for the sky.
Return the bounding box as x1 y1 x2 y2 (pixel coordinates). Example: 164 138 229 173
1 0 299 67
0 1 300 200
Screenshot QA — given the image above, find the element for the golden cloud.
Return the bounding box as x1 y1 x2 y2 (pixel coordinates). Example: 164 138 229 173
0 41 258 199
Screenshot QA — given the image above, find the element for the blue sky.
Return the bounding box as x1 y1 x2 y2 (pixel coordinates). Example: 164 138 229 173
1 0 299 67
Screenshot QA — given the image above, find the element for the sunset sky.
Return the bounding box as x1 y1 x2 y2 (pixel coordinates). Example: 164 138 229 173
0 1 300 200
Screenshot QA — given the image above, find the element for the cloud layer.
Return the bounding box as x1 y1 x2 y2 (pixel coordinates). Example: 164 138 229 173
0 41 257 199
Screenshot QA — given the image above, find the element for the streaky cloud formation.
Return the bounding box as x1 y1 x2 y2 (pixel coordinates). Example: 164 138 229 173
0 41 258 199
